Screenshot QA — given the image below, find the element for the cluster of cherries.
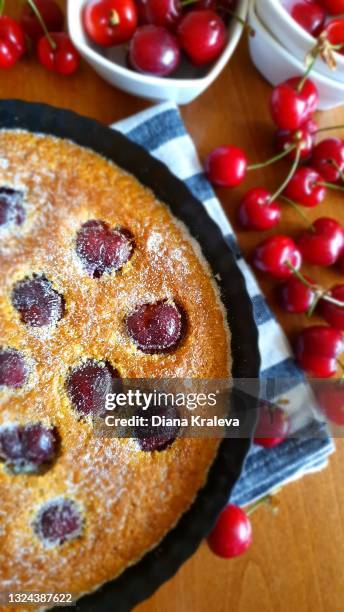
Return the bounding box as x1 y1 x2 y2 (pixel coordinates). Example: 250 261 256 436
82 0 237 76
0 0 80 74
205 73 344 381
284 0 344 45
205 72 344 559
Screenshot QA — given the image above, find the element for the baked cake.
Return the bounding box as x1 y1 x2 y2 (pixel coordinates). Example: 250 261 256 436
0 130 231 605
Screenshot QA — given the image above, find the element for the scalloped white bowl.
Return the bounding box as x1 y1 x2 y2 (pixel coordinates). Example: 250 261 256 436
68 0 248 105
249 3 344 110
255 0 344 83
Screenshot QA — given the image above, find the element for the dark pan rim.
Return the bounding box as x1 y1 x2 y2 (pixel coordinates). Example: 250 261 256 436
0 100 261 612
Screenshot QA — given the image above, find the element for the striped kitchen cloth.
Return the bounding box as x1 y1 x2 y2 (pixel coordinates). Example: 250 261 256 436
113 102 335 506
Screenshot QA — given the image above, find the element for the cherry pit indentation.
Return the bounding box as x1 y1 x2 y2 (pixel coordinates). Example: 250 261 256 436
126 300 184 353
33 498 83 547
0 187 25 228
12 275 65 328
0 423 60 474
76 220 134 279
66 359 121 417
0 348 28 389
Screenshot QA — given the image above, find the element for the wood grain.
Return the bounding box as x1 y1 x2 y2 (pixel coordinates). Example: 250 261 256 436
2 3 344 611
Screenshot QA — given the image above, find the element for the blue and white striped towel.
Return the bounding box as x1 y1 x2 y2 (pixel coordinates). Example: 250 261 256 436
113 102 335 506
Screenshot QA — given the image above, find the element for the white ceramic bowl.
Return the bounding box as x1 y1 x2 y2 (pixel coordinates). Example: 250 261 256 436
255 0 344 83
68 0 248 105
249 3 344 110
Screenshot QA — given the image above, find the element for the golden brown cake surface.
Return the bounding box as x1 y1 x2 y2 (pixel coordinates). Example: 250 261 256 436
0 131 231 603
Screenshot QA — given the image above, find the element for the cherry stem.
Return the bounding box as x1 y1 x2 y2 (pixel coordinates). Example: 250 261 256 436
286 262 344 311
317 181 344 192
247 145 297 171
280 196 313 229
0 0 4 17
315 124 344 134
109 9 120 26
25 0 57 49
297 54 317 92
269 145 302 203
246 491 280 517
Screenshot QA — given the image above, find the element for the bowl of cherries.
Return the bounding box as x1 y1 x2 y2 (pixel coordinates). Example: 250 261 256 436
67 0 248 104
256 0 344 82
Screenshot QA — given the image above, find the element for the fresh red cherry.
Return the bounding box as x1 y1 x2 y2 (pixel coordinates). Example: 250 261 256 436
0 187 25 227
0 423 59 474
315 380 344 425
290 1 326 37
76 220 134 278
126 301 183 353
20 0 64 44
145 0 181 28
284 167 326 207
237 188 281 231
67 360 121 417
129 25 181 76
0 16 26 69
297 217 344 266
319 0 344 15
83 0 138 46
253 400 291 448
270 77 318 130
295 325 344 378
321 285 344 330
177 10 227 66
278 274 316 313
33 498 83 547
205 146 247 187
311 138 344 183
0 348 28 388
324 18 344 54
274 119 317 161
38 32 80 75
207 504 252 558
12 276 65 327
253 235 302 279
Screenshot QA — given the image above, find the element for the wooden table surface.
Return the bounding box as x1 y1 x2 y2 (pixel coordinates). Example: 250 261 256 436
3 3 344 611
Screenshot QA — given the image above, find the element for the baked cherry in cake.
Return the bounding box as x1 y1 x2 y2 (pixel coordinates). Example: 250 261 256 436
33 498 83 547
0 187 25 227
126 300 183 353
12 275 65 327
66 360 121 417
76 219 134 278
134 404 180 451
0 423 59 474
0 347 28 388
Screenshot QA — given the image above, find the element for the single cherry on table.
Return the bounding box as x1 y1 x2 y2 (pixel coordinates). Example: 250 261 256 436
284 166 326 207
297 217 344 266
38 32 80 75
321 285 344 330
295 325 344 378
312 137 344 183
253 235 302 279
270 78 319 131
0 15 26 69
254 400 291 448
237 188 281 231
207 504 253 558
278 274 316 314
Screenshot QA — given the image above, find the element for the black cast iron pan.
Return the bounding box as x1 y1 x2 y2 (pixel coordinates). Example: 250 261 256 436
0 100 260 612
